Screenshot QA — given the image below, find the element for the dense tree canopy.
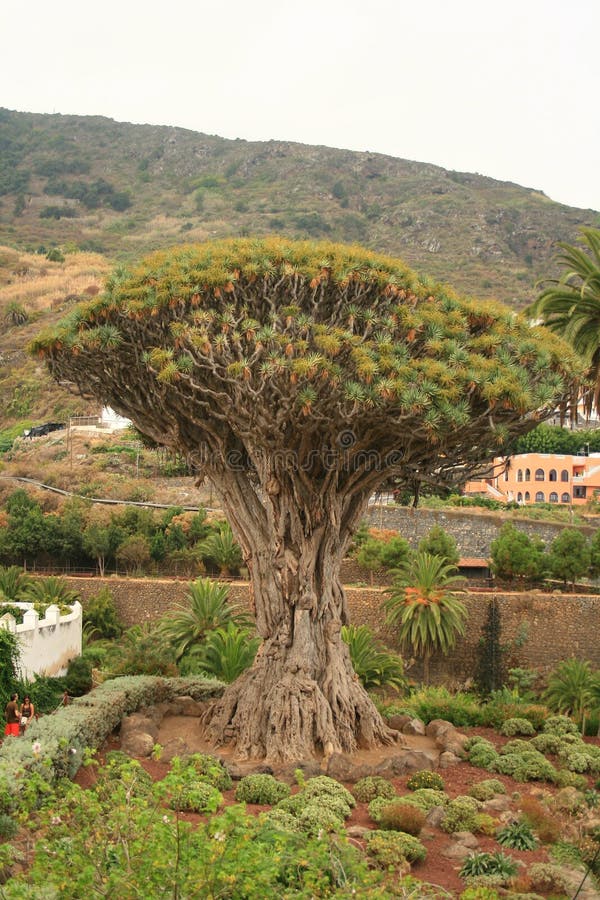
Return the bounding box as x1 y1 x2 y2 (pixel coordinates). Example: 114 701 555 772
33 238 578 499
32 237 580 760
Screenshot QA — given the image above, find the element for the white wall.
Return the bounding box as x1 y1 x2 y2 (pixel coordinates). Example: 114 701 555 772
0 601 82 678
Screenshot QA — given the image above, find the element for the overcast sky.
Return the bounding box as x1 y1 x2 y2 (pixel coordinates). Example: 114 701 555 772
3 0 599 212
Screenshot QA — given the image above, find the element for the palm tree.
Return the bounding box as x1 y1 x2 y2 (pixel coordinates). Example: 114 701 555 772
543 657 595 735
158 577 251 660
198 523 243 576
527 227 600 415
23 576 80 609
181 622 260 683
341 624 406 692
0 566 33 602
384 552 467 684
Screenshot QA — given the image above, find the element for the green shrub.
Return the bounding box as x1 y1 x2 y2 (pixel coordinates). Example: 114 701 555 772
353 776 396 804
368 796 390 824
64 656 93 696
97 753 154 799
467 741 500 770
493 750 558 783
365 829 427 865
156 765 223 813
406 770 445 791
297 803 345 834
83 588 123 639
235 774 290 805
301 776 355 808
543 714 579 736
554 769 588 789
530 732 563 754
409 788 450 810
441 796 480 833
468 780 506 801
183 753 232 791
458 888 502 900
496 820 537 850
261 809 300 832
404 686 483 727
378 801 426 835
499 717 536 737
500 738 534 755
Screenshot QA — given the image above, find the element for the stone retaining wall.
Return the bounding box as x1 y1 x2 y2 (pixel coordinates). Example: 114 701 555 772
67 576 600 686
366 505 598 557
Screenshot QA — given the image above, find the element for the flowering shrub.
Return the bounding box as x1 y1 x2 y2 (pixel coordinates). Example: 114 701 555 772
406 770 445 791
441 796 480 833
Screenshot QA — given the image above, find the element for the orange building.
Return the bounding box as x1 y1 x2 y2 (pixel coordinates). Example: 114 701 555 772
465 452 600 507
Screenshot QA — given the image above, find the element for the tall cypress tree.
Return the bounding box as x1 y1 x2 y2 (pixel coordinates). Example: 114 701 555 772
476 598 504 695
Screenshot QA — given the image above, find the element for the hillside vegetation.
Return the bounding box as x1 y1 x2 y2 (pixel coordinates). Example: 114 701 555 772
1 108 598 309
0 109 597 497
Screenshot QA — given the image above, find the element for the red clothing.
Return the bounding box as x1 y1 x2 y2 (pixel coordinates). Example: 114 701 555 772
4 700 19 725
4 723 19 737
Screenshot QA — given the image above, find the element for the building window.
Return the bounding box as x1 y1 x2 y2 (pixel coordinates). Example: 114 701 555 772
524 468 531 481
535 468 545 481
517 469 523 482
561 493 570 503
549 492 558 503
525 491 530 501
574 486 587 499
535 491 545 502
517 492 523 502
504 470 509 481
561 470 569 482
549 470 557 482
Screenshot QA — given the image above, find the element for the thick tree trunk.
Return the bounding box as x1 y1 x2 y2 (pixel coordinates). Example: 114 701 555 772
203 476 397 761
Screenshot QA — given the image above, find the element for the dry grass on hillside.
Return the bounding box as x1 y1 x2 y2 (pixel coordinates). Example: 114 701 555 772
0 247 110 313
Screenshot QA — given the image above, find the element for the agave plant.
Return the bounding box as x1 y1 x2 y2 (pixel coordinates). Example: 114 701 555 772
181 622 260 683
496 820 538 851
384 552 467 684
341 624 406 692
158 577 251 660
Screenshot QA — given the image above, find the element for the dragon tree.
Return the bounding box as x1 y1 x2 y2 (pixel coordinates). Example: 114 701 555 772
32 238 579 761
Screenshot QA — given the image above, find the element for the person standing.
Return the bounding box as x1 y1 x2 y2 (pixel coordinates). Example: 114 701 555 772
4 693 19 737
19 695 34 734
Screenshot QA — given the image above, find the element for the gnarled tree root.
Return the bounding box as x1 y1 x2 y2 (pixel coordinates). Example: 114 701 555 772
203 666 399 762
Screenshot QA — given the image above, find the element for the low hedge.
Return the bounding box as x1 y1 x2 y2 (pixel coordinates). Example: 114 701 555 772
0 675 224 814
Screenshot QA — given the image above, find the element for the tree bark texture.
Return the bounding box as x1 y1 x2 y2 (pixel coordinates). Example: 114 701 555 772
203 465 396 761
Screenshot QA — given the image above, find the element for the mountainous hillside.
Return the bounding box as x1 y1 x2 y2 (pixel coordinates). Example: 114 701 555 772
1 108 598 309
